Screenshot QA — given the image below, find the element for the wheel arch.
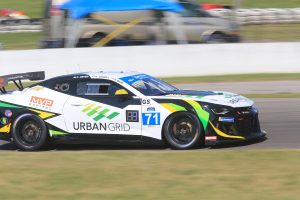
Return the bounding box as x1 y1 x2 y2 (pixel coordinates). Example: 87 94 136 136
11 111 50 136
161 110 204 142
201 30 226 42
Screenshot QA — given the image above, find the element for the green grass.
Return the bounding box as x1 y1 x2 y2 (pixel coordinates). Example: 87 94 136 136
162 73 300 84
0 150 299 200
0 0 44 18
200 0 300 8
243 93 300 98
241 24 300 42
0 32 42 50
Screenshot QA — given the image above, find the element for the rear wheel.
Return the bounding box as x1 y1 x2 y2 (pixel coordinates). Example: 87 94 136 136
163 112 203 150
89 33 105 46
207 33 226 43
12 114 48 151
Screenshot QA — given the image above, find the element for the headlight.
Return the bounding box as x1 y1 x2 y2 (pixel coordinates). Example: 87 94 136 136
211 107 231 115
203 104 232 115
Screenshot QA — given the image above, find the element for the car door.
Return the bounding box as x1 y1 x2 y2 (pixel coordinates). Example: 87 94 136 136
62 78 142 140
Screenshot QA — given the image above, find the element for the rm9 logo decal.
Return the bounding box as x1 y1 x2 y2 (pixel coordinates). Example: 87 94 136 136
142 113 160 125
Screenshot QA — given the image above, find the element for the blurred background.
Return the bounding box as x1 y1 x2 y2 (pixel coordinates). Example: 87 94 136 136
0 0 300 50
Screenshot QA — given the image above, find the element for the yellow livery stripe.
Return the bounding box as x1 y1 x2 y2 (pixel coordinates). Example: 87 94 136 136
0 123 11 133
29 109 56 119
209 121 245 140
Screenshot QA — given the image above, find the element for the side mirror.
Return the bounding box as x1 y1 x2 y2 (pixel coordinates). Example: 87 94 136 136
115 89 131 100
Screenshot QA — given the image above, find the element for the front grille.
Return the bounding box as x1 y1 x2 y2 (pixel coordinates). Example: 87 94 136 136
235 114 260 135
216 107 261 137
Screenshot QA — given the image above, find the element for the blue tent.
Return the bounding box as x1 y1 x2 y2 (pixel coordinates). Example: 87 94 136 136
59 0 183 19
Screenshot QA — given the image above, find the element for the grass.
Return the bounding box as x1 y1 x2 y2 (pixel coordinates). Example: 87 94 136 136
0 0 44 18
0 32 42 50
200 0 300 8
243 93 300 98
0 150 299 200
241 24 300 42
162 73 300 84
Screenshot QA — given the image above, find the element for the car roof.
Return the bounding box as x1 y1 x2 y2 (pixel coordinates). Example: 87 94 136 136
81 71 142 79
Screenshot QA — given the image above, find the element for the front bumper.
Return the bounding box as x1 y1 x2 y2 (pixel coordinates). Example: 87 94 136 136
204 106 265 146
205 131 266 146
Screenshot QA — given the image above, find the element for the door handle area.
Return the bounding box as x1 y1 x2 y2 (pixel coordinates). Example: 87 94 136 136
70 102 84 106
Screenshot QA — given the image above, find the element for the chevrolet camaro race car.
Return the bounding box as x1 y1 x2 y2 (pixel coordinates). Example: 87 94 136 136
0 71 266 151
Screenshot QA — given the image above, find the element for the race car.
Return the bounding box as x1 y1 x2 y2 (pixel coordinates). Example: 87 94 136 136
0 71 266 151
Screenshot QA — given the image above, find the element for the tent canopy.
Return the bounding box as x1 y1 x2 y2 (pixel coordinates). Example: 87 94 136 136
59 0 184 19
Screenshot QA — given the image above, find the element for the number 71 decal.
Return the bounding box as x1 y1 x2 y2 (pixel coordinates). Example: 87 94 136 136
142 113 160 125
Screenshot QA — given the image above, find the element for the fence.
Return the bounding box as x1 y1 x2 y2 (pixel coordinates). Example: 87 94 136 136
207 8 300 25
0 43 299 78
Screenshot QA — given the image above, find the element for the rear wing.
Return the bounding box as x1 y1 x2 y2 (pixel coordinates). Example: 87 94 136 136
0 71 45 93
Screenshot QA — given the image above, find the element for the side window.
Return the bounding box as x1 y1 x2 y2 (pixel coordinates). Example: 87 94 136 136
76 81 125 96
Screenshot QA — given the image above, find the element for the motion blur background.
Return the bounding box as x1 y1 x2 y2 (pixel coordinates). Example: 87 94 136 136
0 0 300 49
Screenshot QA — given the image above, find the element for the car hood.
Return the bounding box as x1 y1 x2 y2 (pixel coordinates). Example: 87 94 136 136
155 90 253 108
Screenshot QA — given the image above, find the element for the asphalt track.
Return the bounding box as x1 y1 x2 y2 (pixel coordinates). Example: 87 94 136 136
0 81 299 150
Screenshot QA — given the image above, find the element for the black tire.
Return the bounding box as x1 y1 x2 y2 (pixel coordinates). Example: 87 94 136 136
163 112 203 150
89 33 105 47
12 114 48 151
207 33 226 43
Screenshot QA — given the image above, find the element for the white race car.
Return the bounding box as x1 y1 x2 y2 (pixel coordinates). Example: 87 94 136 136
0 71 265 151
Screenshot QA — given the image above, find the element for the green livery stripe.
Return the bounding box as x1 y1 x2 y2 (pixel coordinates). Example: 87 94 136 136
82 104 94 112
0 102 21 108
168 103 187 111
82 103 120 121
94 109 110 121
107 112 120 120
185 100 209 130
87 106 101 116
49 130 68 136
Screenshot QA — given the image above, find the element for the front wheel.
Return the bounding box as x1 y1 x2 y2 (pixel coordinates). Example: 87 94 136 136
12 114 48 151
163 112 203 150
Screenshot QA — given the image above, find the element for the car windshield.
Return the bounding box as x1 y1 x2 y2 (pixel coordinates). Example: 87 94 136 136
120 74 178 96
179 1 211 17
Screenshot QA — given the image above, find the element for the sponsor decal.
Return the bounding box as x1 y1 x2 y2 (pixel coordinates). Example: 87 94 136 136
0 117 8 125
142 99 151 105
241 111 250 114
73 122 130 132
4 110 12 118
229 97 244 104
147 107 155 112
82 103 120 121
29 96 54 110
205 136 217 140
142 113 160 125
73 75 89 79
126 110 139 122
219 117 235 123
